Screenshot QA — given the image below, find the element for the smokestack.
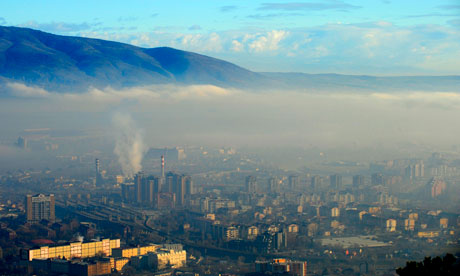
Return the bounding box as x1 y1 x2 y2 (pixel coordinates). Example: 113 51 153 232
161 155 165 179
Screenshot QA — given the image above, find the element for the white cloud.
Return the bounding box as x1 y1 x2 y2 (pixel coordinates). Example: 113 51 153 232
64 21 460 74
6 82 50 98
248 30 289 52
231 40 244 52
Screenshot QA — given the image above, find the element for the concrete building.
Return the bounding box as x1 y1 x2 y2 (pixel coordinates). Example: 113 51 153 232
331 207 340 217
151 249 186 270
311 175 321 191
26 194 55 223
226 226 239 240
164 172 193 206
246 176 257 193
386 219 397 232
288 175 299 190
440 218 448 229
17 136 27 149
112 244 159 259
330 174 342 190
95 158 103 186
30 258 112 276
371 173 384 186
353 175 364 187
22 239 120 261
268 177 278 193
256 258 307 276
109 257 129 272
247 226 259 239
404 219 416 231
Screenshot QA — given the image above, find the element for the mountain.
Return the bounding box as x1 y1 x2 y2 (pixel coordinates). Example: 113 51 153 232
0 26 459 93
0 26 266 92
261 72 460 92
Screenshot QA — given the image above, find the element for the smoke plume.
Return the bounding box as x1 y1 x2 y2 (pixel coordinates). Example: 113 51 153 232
112 112 145 177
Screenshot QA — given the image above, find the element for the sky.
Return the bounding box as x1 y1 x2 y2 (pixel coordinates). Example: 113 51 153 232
1 0 460 75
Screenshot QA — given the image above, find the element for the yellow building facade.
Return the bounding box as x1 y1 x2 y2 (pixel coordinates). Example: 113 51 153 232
111 244 159 258
24 239 120 261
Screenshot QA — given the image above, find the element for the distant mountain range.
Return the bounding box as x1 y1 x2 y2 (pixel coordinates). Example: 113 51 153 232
0 26 459 93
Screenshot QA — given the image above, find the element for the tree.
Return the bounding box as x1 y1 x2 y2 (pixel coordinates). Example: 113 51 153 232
396 253 459 276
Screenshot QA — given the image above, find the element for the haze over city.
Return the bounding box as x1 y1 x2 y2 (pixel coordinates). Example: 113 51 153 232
0 1 459 276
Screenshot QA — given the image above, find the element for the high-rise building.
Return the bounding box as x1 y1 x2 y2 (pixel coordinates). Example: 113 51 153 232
26 194 55 223
164 172 193 207
95 158 100 175
268 177 278 193
142 178 154 204
405 161 425 181
17 136 27 149
184 176 193 196
311 176 321 190
134 172 145 203
245 176 256 193
288 175 299 190
353 175 364 187
371 173 384 186
330 174 342 190
161 155 165 179
95 158 103 186
122 183 136 202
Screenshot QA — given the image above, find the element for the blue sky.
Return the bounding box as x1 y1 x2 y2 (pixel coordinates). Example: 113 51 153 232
1 0 460 75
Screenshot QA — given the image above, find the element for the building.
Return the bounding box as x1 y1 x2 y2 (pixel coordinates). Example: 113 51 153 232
288 175 299 190
405 161 425 181
311 175 321 190
115 175 124 184
109 257 129 271
330 174 342 190
151 249 186 269
17 136 27 149
30 258 112 276
246 176 257 193
353 175 364 187
268 177 278 193
26 194 55 223
386 219 397 232
225 226 239 240
95 159 103 186
404 219 416 231
22 239 120 261
134 172 145 203
165 172 193 207
112 244 159 258
428 178 446 198
247 226 259 239
440 218 448 229
331 207 340 217
371 173 384 186
256 258 307 276
121 183 136 202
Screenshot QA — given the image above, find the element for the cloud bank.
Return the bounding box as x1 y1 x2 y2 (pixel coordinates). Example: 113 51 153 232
69 22 460 75
2 82 460 150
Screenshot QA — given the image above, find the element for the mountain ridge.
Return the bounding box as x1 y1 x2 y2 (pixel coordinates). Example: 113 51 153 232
0 26 459 93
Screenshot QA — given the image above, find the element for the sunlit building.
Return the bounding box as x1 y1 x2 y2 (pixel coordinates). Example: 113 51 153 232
26 194 55 223
22 239 120 261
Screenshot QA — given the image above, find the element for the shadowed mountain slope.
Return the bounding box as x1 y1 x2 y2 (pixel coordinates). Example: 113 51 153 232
0 26 459 93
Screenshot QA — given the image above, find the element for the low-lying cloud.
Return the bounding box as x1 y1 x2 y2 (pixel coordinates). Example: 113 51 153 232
2 81 460 149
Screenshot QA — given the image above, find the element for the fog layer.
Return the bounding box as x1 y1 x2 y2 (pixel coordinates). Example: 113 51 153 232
1 82 459 150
